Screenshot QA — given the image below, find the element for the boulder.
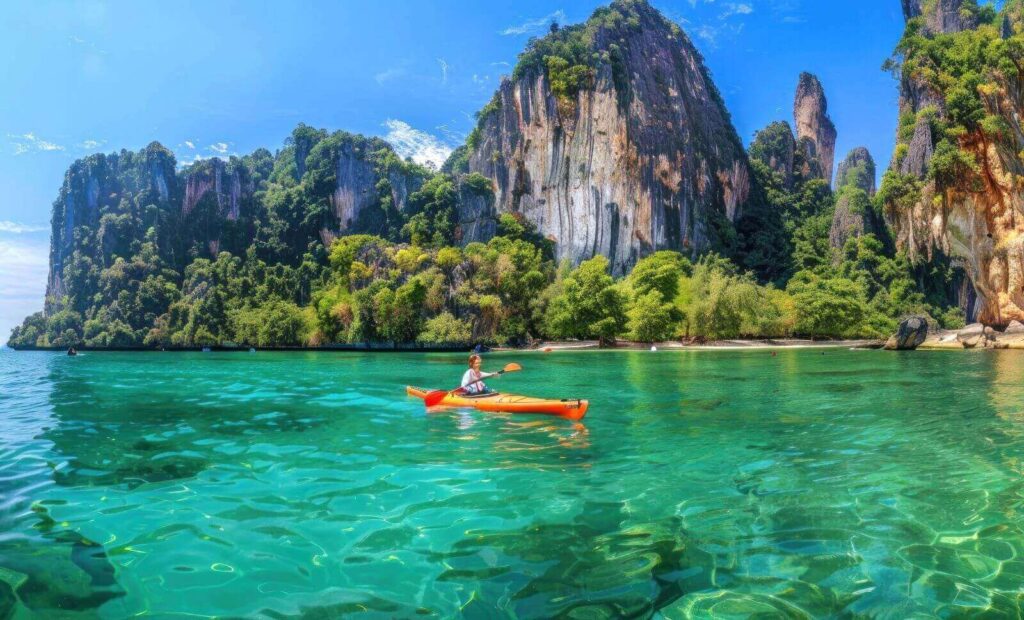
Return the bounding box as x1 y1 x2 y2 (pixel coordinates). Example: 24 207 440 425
957 323 986 348
884 316 929 350
1004 320 1024 334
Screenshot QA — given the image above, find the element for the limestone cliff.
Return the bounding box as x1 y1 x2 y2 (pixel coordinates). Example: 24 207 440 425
901 0 978 34
883 0 1024 325
793 73 837 184
46 143 177 312
458 0 750 274
830 148 882 251
834 147 876 195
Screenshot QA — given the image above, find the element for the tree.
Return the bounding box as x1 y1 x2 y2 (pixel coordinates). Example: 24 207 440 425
417 312 472 344
544 255 626 344
626 291 677 342
787 271 870 338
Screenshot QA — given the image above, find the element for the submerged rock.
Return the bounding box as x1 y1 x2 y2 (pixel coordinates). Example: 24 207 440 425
884 316 929 350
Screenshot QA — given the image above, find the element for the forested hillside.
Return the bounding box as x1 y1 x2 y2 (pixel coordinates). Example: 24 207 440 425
8 0 974 349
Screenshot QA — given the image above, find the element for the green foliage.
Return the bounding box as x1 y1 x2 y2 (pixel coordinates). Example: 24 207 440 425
544 255 626 344
627 251 691 300
681 255 789 339
786 271 873 338
417 312 473 344
231 300 310 347
626 290 676 342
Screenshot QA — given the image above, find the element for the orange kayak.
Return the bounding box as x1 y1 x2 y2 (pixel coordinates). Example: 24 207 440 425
406 386 588 421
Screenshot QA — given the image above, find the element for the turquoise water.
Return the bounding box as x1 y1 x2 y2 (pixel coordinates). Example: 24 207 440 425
2 347 1024 617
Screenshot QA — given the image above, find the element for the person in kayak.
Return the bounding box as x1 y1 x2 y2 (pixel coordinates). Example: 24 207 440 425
461 354 495 395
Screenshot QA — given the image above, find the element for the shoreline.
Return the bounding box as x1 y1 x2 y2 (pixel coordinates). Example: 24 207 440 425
7 338 887 353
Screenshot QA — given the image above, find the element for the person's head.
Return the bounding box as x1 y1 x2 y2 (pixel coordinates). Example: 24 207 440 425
468 354 481 370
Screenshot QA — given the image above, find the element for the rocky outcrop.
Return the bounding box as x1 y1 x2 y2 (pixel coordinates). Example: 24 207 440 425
902 0 978 34
328 143 380 231
884 0 1024 325
182 158 249 221
793 73 837 184
455 177 497 244
884 315 928 350
829 193 868 251
749 121 797 189
462 0 751 275
830 148 881 251
46 143 177 312
921 322 1024 349
835 147 876 194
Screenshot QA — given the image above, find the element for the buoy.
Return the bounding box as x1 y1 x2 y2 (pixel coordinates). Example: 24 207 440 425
650 345 658 352
543 347 553 353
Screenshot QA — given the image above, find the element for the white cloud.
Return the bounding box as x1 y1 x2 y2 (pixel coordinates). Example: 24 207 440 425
0 221 48 234
184 140 195 149
375 67 405 85
79 139 105 150
500 10 567 36
490 61 511 68
722 3 754 17
178 153 214 168
437 58 449 85
208 142 230 154
383 119 454 170
9 132 65 155
0 238 49 343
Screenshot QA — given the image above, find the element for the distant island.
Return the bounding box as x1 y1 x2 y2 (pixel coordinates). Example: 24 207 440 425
10 0 1024 351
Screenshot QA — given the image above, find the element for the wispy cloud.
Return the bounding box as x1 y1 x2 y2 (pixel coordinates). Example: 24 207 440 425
722 3 754 18
9 133 65 155
437 58 449 85
500 10 566 36
490 61 511 68
0 221 48 234
208 142 230 154
383 119 454 170
375 67 405 85
79 139 105 150
675 0 754 47
184 140 195 149
68 35 107 55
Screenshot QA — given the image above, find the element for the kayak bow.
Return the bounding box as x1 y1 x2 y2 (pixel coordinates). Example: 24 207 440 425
407 386 588 421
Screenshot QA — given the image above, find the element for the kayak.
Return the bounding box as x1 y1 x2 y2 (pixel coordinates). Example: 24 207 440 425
406 386 588 421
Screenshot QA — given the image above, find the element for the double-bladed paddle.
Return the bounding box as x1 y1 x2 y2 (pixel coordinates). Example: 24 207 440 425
423 363 522 407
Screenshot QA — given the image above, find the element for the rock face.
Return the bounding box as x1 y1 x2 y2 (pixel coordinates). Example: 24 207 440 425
462 0 751 275
455 178 497 245
182 158 249 221
901 0 978 34
793 73 837 184
748 121 797 190
834 147 876 195
884 316 929 350
884 1 1024 325
46 143 177 312
829 148 881 251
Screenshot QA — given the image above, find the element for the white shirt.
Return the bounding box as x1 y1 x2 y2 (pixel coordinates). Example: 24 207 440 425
461 369 487 394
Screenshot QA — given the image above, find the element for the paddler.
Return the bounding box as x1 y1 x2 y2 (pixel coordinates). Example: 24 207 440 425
461 354 495 395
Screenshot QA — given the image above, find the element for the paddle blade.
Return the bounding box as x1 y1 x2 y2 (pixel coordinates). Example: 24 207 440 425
503 363 522 372
423 390 449 407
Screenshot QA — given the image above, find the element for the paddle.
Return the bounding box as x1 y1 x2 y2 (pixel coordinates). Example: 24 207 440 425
423 363 522 407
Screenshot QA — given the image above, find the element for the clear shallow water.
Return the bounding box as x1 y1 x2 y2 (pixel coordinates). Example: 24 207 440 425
1 348 1024 618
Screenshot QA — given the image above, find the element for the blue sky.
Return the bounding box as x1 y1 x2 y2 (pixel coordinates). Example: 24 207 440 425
0 0 909 339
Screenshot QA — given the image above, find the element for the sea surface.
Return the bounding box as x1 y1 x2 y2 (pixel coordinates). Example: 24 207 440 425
1 347 1024 618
